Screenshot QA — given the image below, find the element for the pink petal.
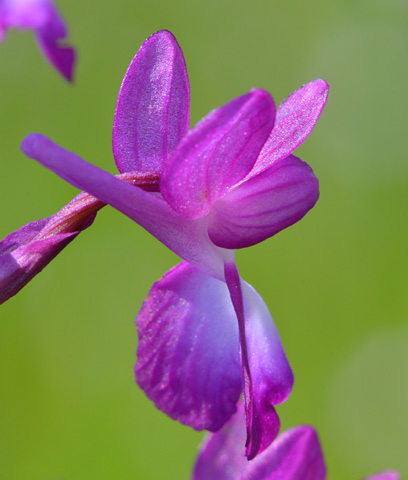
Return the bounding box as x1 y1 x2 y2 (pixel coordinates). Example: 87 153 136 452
0 0 75 81
112 30 190 173
209 155 318 248
364 473 400 480
192 401 326 480
161 89 275 220
224 262 293 460
250 79 329 176
135 261 242 431
21 133 228 278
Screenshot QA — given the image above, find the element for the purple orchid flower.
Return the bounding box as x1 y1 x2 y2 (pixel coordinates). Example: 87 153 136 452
192 401 399 480
6 30 328 459
0 0 75 81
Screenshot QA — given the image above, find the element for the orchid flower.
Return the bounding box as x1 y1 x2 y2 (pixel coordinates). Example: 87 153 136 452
192 401 399 480
4 30 328 459
0 0 75 81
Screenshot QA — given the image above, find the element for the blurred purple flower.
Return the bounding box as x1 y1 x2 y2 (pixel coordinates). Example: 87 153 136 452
0 0 75 81
192 401 399 480
8 30 328 458
365 474 400 480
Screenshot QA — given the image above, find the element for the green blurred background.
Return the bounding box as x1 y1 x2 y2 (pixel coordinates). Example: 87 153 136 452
1 0 407 478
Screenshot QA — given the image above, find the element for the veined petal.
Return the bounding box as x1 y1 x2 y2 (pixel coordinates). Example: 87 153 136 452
0 0 75 81
224 262 293 460
0 210 95 304
250 79 329 176
192 402 326 480
209 155 319 249
364 473 400 480
112 30 190 173
161 89 275 220
21 134 228 278
135 261 242 431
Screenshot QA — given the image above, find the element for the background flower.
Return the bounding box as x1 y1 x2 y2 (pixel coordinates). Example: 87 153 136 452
192 401 398 480
0 0 75 81
0 0 406 479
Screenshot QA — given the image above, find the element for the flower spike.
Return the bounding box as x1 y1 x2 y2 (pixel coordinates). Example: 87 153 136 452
4 30 329 460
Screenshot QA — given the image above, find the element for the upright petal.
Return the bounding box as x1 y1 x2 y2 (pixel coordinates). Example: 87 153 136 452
250 79 329 176
21 134 229 278
135 261 242 431
192 402 326 480
224 262 293 460
0 0 75 81
112 30 190 173
364 473 400 480
208 155 319 249
161 89 275 219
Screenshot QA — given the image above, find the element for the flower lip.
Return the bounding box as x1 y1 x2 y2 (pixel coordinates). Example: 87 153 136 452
135 261 242 432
